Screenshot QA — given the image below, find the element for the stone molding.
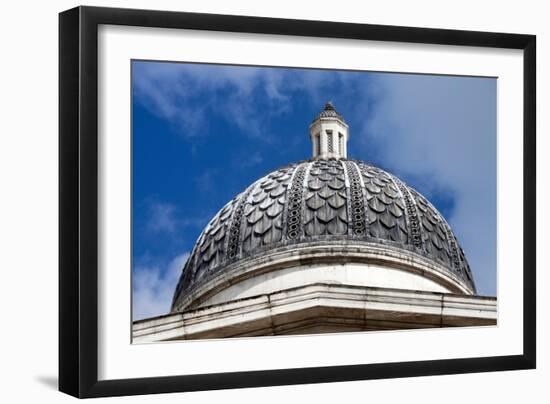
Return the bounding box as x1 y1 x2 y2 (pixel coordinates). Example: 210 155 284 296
172 241 476 312
134 283 497 343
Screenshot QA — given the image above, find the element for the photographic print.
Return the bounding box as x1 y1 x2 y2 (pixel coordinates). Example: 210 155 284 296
59 8 535 396
130 60 497 342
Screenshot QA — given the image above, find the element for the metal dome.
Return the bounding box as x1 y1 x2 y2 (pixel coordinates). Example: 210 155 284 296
171 158 476 311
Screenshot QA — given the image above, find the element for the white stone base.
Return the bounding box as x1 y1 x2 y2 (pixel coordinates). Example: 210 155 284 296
173 242 476 312
133 283 497 343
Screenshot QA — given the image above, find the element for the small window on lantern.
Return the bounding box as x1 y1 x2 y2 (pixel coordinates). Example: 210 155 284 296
314 133 320 155
327 130 334 153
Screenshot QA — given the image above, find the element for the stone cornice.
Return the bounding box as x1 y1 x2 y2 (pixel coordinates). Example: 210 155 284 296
135 283 496 343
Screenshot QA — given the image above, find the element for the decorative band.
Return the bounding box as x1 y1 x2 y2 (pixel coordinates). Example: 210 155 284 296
286 163 308 240
394 179 422 249
344 161 367 236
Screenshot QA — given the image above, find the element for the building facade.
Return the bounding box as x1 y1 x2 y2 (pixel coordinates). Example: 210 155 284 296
133 103 496 342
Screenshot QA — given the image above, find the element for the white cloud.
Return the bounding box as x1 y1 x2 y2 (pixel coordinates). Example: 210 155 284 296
147 201 178 234
132 252 189 320
133 62 334 138
361 74 497 295
146 200 209 235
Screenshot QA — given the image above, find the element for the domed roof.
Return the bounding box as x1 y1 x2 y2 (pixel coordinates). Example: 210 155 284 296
171 158 476 311
313 101 346 123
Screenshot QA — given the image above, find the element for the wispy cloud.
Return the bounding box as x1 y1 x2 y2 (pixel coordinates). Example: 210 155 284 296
193 170 217 194
132 252 189 320
133 62 342 138
146 200 209 235
234 150 264 169
147 201 178 234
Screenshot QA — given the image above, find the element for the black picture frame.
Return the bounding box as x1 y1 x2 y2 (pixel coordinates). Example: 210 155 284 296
59 5 536 398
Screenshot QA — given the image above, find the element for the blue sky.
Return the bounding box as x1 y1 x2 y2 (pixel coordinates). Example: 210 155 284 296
132 60 496 320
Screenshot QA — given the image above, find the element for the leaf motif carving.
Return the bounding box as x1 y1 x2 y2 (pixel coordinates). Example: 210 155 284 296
327 192 347 209
389 203 403 218
246 208 263 225
327 216 347 235
302 160 349 236
318 187 334 199
365 182 382 194
259 197 274 210
306 193 324 210
270 184 286 198
252 192 267 204
240 165 295 254
379 209 397 229
328 177 345 190
266 200 283 218
308 177 324 191
369 197 386 213
409 189 455 268
356 162 410 244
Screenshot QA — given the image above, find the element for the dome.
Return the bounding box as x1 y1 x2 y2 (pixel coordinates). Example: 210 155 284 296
171 157 476 312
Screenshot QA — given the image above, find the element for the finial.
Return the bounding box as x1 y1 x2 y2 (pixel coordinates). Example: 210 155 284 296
312 101 346 124
309 102 349 160
325 101 335 110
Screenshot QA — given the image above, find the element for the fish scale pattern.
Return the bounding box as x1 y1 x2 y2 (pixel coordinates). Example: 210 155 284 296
303 160 348 236
356 162 408 244
172 197 238 301
172 159 475 310
241 165 295 254
194 199 237 275
409 188 461 273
